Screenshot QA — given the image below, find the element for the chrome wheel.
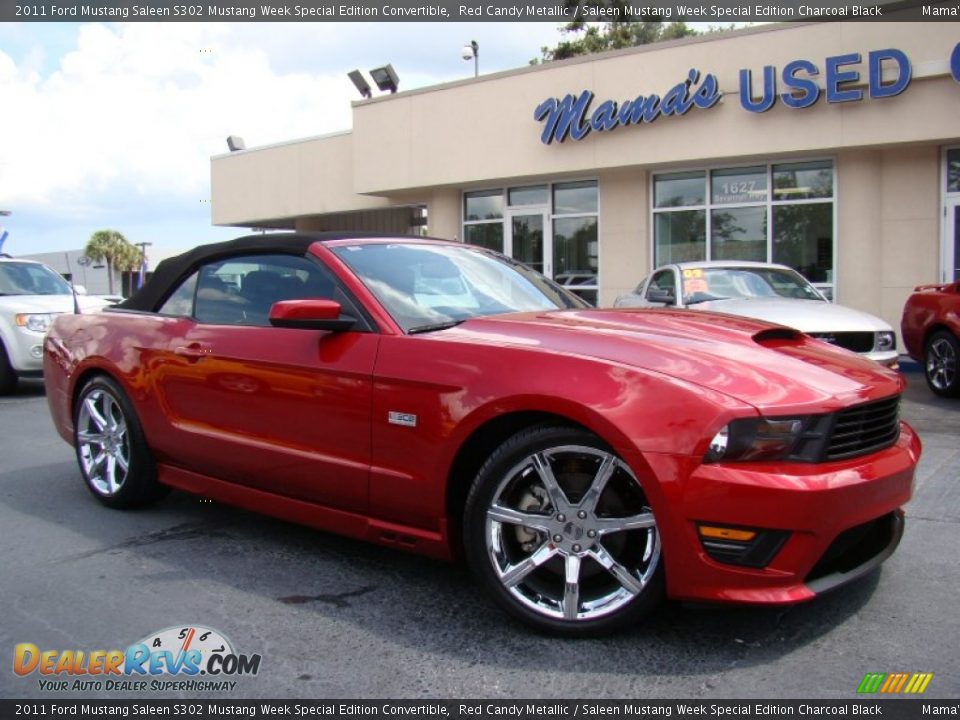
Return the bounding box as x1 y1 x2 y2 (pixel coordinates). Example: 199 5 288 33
76 387 130 496
484 444 660 623
926 336 957 393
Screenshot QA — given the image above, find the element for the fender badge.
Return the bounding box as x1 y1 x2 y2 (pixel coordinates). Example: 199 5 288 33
388 411 417 428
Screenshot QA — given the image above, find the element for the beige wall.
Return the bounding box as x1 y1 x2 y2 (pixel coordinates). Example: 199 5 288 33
836 146 940 342
211 132 395 227
351 22 960 194
598 168 648 306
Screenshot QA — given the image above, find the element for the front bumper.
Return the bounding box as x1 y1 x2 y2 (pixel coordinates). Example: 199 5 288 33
865 349 900 369
633 422 920 605
2 325 47 374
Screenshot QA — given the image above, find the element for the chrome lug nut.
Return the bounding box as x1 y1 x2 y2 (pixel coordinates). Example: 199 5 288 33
586 529 597 538
572 544 582 553
553 534 563 543
557 513 566 522
577 510 587 519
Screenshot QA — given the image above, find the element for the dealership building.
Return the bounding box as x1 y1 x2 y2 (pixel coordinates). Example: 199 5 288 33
210 20 960 341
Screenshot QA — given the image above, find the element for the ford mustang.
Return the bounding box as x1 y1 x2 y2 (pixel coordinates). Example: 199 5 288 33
901 281 960 397
44 233 920 635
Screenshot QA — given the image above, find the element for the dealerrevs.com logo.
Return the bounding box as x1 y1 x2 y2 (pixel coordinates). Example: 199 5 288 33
13 625 261 692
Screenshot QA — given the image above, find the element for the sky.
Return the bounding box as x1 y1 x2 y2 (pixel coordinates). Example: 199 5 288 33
0 21 574 260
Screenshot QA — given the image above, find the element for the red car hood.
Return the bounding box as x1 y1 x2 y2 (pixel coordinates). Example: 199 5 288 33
445 308 903 415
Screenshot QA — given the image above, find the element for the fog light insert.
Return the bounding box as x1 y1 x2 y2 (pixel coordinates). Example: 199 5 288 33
697 523 790 568
30 345 43 358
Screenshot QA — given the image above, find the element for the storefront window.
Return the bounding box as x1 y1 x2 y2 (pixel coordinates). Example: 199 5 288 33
947 149 960 194
653 160 835 296
655 172 704 208
773 160 832 200
554 181 599 214
711 206 766 261
464 223 504 252
773 203 833 284
712 166 767 204
655 211 706 264
464 190 503 221
508 185 548 207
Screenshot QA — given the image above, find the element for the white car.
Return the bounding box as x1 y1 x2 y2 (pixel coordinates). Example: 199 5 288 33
0 257 114 393
614 261 898 368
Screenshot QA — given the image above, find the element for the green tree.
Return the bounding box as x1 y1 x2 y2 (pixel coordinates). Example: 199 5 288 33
534 18 697 63
84 230 142 295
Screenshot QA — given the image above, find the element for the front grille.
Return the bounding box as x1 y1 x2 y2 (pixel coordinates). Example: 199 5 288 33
825 395 900 461
784 394 901 463
809 331 875 353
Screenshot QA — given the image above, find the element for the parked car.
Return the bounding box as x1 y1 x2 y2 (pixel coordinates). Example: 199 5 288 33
0 257 113 394
44 234 919 635
901 281 960 397
614 261 899 368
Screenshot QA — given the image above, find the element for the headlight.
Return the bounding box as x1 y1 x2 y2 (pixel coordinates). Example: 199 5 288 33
876 331 896 352
15 313 56 333
704 417 811 463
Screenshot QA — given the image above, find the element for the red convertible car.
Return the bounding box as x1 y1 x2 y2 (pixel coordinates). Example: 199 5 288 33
901 281 960 397
44 233 920 635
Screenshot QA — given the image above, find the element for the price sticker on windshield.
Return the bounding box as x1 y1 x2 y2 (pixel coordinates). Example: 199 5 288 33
684 278 709 294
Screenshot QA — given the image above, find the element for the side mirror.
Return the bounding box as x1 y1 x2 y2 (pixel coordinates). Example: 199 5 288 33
268 299 356 332
72 284 88 295
647 288 675 305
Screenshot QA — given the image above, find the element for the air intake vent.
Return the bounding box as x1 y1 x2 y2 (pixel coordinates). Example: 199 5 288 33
753 328 801 344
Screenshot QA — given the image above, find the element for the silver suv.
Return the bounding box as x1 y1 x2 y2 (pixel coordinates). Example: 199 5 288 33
0 257 112 393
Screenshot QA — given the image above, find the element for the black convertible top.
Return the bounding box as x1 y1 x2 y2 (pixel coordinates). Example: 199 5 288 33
118 231 424 312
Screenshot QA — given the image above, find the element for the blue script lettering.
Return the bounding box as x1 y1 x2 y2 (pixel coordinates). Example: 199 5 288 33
534 69 721 145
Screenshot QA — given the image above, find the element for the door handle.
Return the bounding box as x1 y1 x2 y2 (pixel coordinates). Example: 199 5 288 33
174 343 212 362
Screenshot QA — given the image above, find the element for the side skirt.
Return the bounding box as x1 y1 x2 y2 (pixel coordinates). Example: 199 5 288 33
157 464 453 561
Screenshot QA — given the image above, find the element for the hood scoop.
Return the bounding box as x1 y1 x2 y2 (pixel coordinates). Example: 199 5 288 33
753 327 802 345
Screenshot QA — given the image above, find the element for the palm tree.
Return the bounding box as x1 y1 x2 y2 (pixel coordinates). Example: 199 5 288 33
84 230 142 295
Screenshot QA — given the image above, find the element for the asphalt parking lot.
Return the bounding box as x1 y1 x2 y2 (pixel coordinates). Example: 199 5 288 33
1 372 958 700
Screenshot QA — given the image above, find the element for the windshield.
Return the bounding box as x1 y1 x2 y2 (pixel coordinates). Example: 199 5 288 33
681 266 825 305
331 243 589 333
0 262 73 296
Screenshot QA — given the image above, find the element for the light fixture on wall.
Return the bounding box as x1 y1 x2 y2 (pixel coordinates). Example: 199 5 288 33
348 70 372 99
462 40 479 78
370 64 399 94
226 136 246 152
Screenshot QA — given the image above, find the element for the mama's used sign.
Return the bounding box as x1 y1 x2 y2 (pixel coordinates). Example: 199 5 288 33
534 45 957 145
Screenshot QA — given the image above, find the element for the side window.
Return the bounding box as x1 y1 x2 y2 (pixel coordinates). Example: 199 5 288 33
645 269 676 300
157 272 198 316
194 254 338 327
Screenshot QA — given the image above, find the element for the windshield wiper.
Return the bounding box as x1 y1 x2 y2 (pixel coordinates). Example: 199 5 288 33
407 320 465 335
685 295 731 306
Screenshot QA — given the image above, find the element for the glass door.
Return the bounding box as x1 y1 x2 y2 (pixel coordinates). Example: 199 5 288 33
947 198 960 282
506 210 550 277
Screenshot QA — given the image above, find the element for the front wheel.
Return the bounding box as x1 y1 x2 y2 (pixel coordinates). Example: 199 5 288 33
924 330 960 398
74 375 168 508
464 425 664 636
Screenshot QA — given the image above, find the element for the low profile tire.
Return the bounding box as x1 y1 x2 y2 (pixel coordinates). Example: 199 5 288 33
463 425 664 636
73 375 168 508
924 330 960 398
0 342 18 395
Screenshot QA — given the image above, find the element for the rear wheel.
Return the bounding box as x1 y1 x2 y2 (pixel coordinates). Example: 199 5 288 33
74 375 168 508
0 342 17 395
924 330 960 398
464 425 664 636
